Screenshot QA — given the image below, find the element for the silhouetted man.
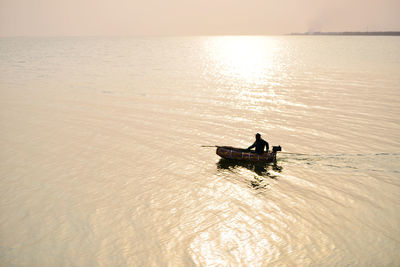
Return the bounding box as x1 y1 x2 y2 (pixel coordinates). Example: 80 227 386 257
247 133 269 155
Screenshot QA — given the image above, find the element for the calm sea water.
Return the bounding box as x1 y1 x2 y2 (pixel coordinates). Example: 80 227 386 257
1 36 399 266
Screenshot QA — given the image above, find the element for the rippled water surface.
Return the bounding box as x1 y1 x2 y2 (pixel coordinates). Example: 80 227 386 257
1 36 400 266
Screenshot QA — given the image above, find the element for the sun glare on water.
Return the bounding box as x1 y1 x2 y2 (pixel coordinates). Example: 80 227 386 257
206 36 279 86
203 36 283 111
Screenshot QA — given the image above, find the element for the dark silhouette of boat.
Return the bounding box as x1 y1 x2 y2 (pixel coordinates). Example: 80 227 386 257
216 146 281 162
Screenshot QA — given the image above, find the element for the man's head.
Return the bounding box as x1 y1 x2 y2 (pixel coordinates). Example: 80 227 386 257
255 133 261 140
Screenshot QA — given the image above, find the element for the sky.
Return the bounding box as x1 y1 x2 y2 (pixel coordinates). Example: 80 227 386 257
0 0 399 36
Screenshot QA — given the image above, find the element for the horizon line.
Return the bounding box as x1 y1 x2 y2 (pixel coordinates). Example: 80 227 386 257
1 29 400 38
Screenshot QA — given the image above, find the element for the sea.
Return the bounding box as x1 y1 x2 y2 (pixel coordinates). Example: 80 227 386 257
0 36 399 266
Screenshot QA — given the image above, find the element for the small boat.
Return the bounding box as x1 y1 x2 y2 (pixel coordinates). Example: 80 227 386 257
216 146 281 162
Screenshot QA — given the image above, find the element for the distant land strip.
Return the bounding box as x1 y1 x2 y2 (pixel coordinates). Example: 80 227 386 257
289 31 400 36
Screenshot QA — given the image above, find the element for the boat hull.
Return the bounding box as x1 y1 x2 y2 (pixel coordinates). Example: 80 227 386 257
216 146 277 162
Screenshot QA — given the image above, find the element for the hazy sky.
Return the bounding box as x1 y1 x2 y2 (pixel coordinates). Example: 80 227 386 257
1 0 399 36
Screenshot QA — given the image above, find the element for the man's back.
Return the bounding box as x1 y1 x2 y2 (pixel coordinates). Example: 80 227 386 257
248 137 269 154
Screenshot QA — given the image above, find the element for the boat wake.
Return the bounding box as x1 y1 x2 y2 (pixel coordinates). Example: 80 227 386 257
215 152 400 192
278 152 400 175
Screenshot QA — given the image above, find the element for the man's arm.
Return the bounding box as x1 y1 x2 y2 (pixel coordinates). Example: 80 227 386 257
265 141 269 152
247 141 256 150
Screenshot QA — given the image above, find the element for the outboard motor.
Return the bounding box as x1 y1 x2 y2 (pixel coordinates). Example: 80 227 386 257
272 145 282 153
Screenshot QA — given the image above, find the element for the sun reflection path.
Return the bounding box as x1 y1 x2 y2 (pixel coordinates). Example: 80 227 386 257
206 36 279 86
187 181 281 266
203 36 286 113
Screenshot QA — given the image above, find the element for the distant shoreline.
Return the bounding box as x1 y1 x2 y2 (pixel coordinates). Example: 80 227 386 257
289 31 400 36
